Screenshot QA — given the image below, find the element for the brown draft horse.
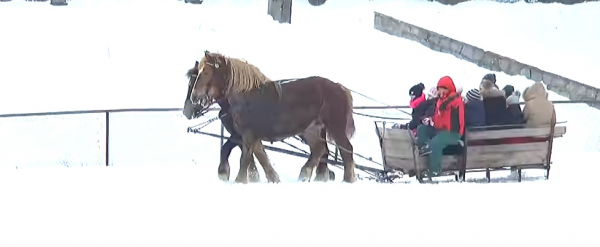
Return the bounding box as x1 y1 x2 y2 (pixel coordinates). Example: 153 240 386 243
189 51 357 183
183 62 335 183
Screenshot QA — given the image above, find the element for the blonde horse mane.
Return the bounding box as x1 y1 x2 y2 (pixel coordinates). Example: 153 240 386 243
201 53 274 94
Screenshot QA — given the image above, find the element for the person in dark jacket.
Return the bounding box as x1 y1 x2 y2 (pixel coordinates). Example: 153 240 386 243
480 79 513 127
481 73 499 89
416 76 465 176
464 88 486 128
407 83 427 130
504 85 525 124
416 87 438 131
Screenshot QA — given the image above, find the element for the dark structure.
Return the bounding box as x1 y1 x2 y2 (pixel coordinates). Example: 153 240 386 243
268 0 292 24
50 0 67 6
308 0 327 6
184 0 203 4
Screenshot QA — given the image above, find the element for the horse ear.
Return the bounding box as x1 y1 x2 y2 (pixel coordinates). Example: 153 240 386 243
204 51 217 65
194 60 199 67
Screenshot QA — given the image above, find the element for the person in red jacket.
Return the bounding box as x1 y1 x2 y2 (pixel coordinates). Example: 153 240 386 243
415 76 465 176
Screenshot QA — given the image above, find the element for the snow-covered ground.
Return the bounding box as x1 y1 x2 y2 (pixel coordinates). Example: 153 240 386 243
0 0 599 245
1 158 599 245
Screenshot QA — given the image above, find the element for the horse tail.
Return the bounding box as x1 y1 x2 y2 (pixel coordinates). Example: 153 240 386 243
341 85 355 139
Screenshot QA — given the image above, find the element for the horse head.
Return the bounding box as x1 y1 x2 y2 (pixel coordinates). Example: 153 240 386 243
185 51 229 119
183 61 201 119
187 51 273 119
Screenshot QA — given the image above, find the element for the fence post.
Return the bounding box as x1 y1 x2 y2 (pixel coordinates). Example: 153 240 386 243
105 111 110 166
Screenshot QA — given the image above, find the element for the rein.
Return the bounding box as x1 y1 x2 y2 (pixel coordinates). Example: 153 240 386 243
187 115 221 130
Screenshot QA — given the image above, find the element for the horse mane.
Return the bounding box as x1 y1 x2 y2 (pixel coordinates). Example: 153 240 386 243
186 67 198 79
201 53 274 94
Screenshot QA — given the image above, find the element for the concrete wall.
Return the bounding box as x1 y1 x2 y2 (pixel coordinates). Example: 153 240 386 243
373 11 600 102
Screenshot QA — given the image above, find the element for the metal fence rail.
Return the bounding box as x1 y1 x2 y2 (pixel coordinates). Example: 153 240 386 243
0 100 598 169
1 100 598 118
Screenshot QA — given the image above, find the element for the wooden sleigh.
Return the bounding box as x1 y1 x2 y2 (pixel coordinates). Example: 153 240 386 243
375 121 566 183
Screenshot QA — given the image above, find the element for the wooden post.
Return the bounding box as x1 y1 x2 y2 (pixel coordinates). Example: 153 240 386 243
267 0 292 24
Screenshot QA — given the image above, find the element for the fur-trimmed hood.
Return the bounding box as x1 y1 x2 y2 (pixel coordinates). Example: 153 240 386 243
524 81 548 102
522 81 554 128
480 86 505 98
480 79 504 99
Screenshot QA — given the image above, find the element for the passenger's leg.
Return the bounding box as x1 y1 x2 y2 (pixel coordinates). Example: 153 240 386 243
427 131 461 175
415 124 436 148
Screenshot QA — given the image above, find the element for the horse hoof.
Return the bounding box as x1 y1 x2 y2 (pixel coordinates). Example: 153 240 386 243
218 172 229 182
248 176 260 183
234 173 250 184
263 172 279 183
298 167 313 182
217 164 230 182
329 171 336 181
234 177 249 184
313 174 329 182
248 170 260 183
342 176 357 183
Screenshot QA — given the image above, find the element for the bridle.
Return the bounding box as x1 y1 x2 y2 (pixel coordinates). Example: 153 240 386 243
189 61 229 117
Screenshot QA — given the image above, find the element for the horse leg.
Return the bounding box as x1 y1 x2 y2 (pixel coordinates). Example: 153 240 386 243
329 130 357 183
329 168 335 181
247 156 261 183
252 142 280 183
298 126 328 182
234 135 256 184
314 130 331 182
229 133 260 183
314 154 331 182
218 139 237 182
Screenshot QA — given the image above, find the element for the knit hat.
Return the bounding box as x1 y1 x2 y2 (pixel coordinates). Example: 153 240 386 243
482 73 496 84
466 88 481 101
427 87 438 99
455 83 463 95
506 95 520 105
409 83 425 98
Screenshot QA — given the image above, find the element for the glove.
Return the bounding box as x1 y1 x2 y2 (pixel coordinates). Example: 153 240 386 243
422 117 434 126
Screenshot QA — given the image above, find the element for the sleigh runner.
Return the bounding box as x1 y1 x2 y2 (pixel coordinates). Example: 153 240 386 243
375 120 567 183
